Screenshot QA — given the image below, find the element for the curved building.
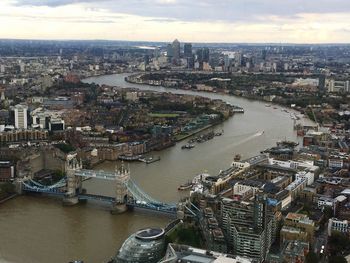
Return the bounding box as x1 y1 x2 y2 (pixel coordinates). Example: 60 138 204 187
115 228 166 263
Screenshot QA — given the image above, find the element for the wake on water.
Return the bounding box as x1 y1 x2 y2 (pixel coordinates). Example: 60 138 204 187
214 130 265 155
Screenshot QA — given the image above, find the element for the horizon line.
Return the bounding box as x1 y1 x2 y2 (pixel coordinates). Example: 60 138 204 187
1 38 350 46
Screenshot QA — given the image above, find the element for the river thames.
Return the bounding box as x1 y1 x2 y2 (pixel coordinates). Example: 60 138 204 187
0 73 311 263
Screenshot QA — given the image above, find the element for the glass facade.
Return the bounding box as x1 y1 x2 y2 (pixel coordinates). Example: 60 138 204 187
115 228 165 263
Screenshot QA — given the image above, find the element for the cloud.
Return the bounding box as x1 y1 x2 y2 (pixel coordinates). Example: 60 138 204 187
13 0 103 7
2 0 350 43
12 0 350 23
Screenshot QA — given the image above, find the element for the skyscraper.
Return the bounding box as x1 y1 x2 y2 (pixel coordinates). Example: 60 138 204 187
12 104 28 129
166 44 173 58
319 74 326 92
203 47 210 63
196 49 203 63
172 39 180 60
221 195 276 262
184 43 192 58
234 52 242 67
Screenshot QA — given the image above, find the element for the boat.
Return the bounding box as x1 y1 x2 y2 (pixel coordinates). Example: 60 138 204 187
256 130 264 136
178 181 193 191
265 104 271 107
118 154 143 161
138 156 161 164
181 143 195 149
234 154 241 161
215 129 224 136
273 106 278 109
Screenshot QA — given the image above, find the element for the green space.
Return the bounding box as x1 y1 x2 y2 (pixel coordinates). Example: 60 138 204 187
165 225 202 248
54 143 76 153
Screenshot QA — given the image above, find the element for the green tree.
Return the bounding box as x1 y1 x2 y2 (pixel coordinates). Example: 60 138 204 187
329 231 350 256
329 256 347 263
324 206 334 219
55 143 76 154
305 251 319 263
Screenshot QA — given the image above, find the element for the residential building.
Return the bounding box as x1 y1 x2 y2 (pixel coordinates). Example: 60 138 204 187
280 213 315 244
221 195 276 262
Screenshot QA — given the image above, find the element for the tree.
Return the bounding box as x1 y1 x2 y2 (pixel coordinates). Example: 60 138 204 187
306 251 319 263
323 206 334 219
55 143 76 154
329 256 347 263
329 231 350 256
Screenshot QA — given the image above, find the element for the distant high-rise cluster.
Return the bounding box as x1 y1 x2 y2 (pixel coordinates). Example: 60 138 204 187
166 39 210 69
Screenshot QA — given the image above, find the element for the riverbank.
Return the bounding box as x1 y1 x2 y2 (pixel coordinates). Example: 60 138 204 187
0 193 18 204
174 123 222 142
125 73 312 125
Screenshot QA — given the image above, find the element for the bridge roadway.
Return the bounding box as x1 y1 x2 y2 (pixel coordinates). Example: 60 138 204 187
21 176 178 215
74 169 118 180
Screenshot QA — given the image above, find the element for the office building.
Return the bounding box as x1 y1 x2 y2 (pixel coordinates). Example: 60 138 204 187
172 39 180 60
49 119 65 131
161 243 253 263
319 74 326 92
12 104 28 129
184 43 192 58
166 44 173 59
203 47 210 62
328 218 350 236
234 52 242 67
115 228 165 263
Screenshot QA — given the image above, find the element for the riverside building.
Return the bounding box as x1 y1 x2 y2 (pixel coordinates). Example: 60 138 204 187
220 194 277 262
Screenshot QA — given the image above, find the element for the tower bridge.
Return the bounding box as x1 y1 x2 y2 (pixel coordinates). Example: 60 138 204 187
20 153 178 215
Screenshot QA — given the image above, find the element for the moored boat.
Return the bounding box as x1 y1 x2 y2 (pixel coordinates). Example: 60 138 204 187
178 181 193 191
181 143 195 149
234 154 241 161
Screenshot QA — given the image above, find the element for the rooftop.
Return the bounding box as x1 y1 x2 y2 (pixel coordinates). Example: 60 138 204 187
135 228 165 240
161 244 253 263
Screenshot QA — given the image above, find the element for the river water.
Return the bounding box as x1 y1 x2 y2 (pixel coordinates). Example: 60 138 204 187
0 73 311 263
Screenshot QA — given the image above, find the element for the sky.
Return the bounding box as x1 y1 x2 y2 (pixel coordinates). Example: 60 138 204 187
1 0 350 43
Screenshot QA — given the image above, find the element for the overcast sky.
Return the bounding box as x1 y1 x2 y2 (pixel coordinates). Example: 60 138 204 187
1 0 350 43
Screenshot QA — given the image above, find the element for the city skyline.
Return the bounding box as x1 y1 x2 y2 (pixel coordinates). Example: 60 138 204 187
1 0 350 43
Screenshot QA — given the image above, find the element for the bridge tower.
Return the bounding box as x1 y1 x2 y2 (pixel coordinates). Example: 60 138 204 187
63 153 82 206
111 162 130 214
